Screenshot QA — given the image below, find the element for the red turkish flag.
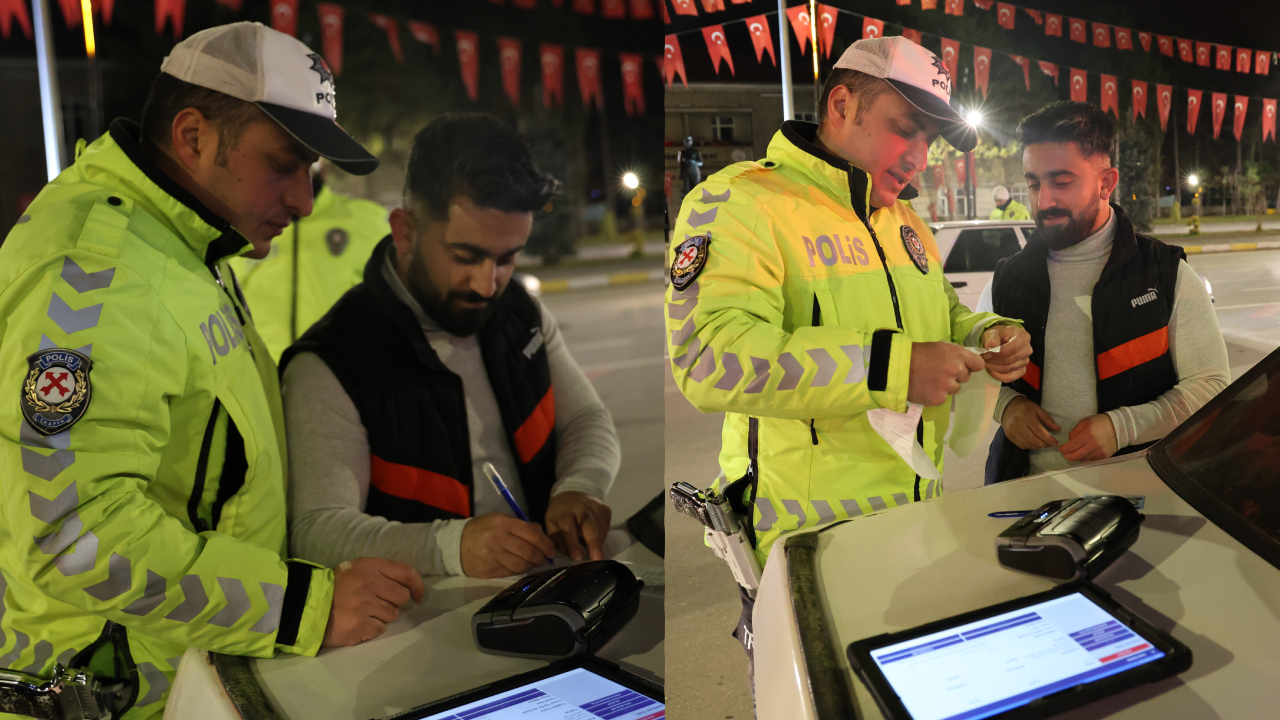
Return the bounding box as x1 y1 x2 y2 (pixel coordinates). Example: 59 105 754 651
1101 74 1118 117
368 13 403 64
1233 96 1249 141
1023 8 1041 25
670 0 696 16
974 46 991 99
317 3 344 75
572 0 594 13
953 158 966 187
601 0 626 18
269 0 296 36
1132 80 1147 121
456 30 480 102
1114 27 1131 50
1092 23 1109 48
901 28 922 45
698 0 723 11
539 44 564 107
816 4 838 58
973 0 992 9
1138 32 1151 52
1214 45 1230 70
57 0 78 28
620 53 644 115
940 38 959 82
1196 42 1211 68
1211 92 1227 139
662 0 669 22
1068 18 1085 43
1187 90 1202 135
1177 38 1192 63
746 15 775 65
96 0 118 25
862 17 883 40
1045 14 1061 37
996 3 1014 29
944 0 962 16
1069 68 1086 102
663 34 687 88
155 0 185 38
1264 99 1277 142
407 21 440 55
1238 48 1252 73
1009 54 1031 90
496 37 521 106
931 164 945 189
1038 60 1058 86
1157 35 1172 56
920 0 936 9
785 5 812 57
629 0 654 19
576 47 603 108
1259 50 1272 75
701 24 735 74
1157 84 1172 131
0 0 33 40
897 0 911 5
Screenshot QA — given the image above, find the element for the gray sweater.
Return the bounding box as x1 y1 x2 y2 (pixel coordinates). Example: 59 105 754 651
979 208 1230 475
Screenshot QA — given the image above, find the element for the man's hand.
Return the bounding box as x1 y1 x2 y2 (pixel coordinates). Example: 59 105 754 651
545 491 612 562
322 557 425 648
461 513 557 579
907 342 986 407
1060 414 1118 463
981 324 1032 383
1001 396 1061 450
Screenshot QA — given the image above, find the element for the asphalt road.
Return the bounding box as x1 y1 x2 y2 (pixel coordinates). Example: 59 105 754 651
1153 220 1280 235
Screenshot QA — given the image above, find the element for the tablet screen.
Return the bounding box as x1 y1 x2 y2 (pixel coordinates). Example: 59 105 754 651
868 591 1165 720
418 667 664 720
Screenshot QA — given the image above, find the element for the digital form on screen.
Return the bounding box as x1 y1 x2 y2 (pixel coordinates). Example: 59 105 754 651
420 668 664 720
869 593 1165 720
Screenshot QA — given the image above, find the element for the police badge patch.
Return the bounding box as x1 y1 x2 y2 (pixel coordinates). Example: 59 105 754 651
671 233 710 291
901 225 929 275
21 348 92 436
325 228 349 256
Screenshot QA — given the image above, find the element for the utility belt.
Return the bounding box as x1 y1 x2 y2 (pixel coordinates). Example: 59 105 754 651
670 464 763 598
0 665 125 720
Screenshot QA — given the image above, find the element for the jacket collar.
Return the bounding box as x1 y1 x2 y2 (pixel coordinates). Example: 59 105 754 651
772 120 919 223
362 236 447 372
101 118 251 266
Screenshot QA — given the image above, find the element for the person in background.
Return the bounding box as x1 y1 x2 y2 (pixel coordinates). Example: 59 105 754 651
989 185 1032 220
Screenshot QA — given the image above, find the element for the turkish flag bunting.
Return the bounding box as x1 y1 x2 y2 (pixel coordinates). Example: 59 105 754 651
996 3 1014 30
1044 14 1061 37
920 0 936 10
368 13 404 64
1038 60 1058 86
1259 50 1271 75
746 15 776 65
57 0 78 28
663 34 688 87
1215 45 1230 70
407 21 440 55
896 0 910 5
497 37 522 106
786 5 812 57
1157 35 1172 56
1177 38 1192 63
1069 68 1086 102
269 0 296 36
702 24 735 74
456 30 480 102
317 3 344 74
1264 99 1277 142
1092 23 1109 48
974 46 991 99
539 43 564 107
1211 92 1227 139
940 38 959 82
620 53 644 115
1138 31 1151 52
1101 74 1118 116
931 164 945 189
1069 18 1085 43
1238 48 1252 73
1132 80 1147 121
1233 96 1249 141
1114 27 1131 50
816 4 837 58
155 0 185 38
729 0 750 4
572 0 595 14
1009 54 1030 90
901 28 922 44
0 0 33 39
629 0 654 19
602 0 626 18
1196 42 1211 67
1023 7 1041 24
1157 84 1172 131
1187 90 1202 135
944 0 962 16
699 0 723 12
974 0 992 9
662 0 669 22
954 157 976 187
212 0 239 10
863 17 883 40
575 47 604 108
671 0 696 15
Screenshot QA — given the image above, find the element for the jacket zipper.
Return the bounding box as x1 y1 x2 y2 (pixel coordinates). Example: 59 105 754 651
188 399 222 533
208 261 254 356
811 295 821 446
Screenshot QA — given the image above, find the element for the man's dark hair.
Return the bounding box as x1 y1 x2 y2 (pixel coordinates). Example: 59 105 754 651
405 113 561 221
818 69 891 126
1015 101 1115 164
140 73 267 165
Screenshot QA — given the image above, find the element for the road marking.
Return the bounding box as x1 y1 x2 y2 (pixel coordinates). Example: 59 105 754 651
1216 302 1280 310
1242 286 1280 291
1251 304 1280 318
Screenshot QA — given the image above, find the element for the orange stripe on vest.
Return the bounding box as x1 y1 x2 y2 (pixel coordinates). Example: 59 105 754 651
370 456 471 517
1023 361 1042 390
1096 326 1169 381
513 387 556 464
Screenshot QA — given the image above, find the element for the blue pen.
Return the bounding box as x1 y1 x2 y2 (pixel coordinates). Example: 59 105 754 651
482 462 554 565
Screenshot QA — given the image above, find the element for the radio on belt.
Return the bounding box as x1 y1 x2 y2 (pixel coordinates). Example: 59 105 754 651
995 495 1145 582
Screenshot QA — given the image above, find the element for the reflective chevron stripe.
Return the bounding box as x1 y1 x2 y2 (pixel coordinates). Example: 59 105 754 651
754 497 779 532
250 582 285 633
700 188 731 203
19 424 70 450
47 292 103 334
807 348 837 387
781 499 808 526
165 575 208 623
28 482 77 523
21 640 52 674
123 570 169 616
208 578 251 627
745 357 770 394
83 553 132 602
714 352 744 390
20 447 76 481
38 334 92 357
776 353 803 390
60 257 115 293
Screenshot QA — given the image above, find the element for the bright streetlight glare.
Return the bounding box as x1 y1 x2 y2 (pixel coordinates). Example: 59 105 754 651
965 109 984 128
1187 174 1200 187
622 172 639 190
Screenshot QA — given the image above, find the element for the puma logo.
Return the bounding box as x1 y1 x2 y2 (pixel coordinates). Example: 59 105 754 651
1131 288 1158 308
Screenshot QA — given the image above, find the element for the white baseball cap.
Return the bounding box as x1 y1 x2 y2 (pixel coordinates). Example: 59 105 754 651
160 22 378 175
993 185 1010 202
834 36 977 152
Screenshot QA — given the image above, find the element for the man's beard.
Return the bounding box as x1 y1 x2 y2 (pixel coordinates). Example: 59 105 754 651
405 250 500 337
1035 203 1101 251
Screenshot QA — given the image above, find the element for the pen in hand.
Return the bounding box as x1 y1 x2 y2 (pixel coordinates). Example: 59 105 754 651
482 462 554 566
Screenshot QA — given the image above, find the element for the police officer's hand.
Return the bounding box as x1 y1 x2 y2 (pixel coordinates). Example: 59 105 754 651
545 491 612 562
1060 414 1119 462
907 342 986 407
461 513 557 579
323 557 426 648
1001 396 1061 450
980 325 1032 383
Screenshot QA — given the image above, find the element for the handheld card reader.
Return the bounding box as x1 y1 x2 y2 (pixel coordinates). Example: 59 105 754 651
472 560 644 660
996 495 1144 582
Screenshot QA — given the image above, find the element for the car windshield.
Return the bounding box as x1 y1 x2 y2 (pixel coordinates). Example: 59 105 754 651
1149 349 1280 570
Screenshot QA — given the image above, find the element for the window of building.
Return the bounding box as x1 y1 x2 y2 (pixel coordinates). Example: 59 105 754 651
711 116 735 142
795 112 817 123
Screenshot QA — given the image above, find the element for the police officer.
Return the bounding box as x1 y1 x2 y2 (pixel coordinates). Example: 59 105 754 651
666 36 1032 669
677 136 703 195
0 23 422 718
990 185 1032 220
231 162 390 361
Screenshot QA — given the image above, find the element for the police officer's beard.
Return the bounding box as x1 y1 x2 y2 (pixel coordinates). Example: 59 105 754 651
405 250 500 337
1035 203 1101 251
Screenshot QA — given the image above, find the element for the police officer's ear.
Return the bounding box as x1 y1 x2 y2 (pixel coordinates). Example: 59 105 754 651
825 85 859 132
168 107 219 171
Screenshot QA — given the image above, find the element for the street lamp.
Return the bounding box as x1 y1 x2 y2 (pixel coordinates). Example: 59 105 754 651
1187 173 1203 234
622 172 639 190
961 108 983 220
622 171 645 257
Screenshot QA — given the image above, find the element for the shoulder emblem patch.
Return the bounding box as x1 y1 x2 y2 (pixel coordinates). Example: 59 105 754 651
326 227 349 256
22 348 93 436
671 234 710 291
901 225 929 275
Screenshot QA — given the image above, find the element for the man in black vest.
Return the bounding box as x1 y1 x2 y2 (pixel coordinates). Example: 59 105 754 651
279 114 622 578
983 102 1229 483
